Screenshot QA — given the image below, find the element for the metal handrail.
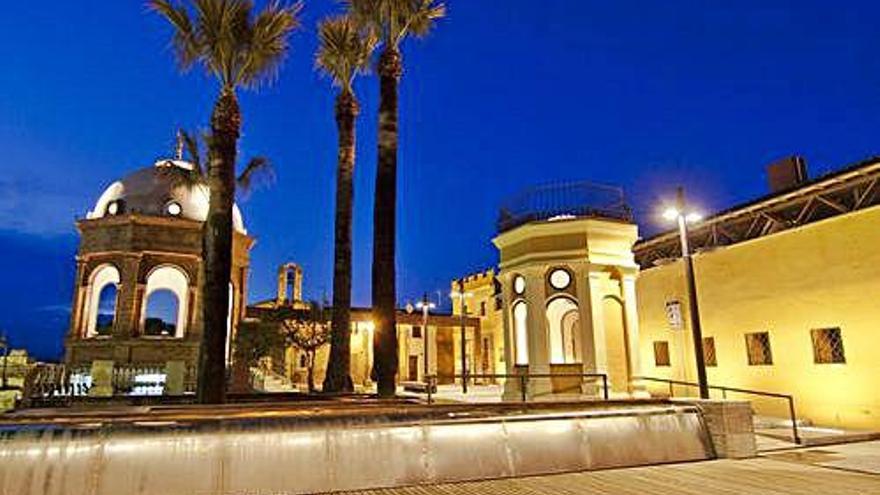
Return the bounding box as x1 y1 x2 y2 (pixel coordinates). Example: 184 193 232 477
423 372 609 404
636 376 801 445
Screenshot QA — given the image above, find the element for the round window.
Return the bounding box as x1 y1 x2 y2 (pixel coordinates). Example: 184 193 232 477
106 200 122 216
166 201 182 216
513 275 526 295
549 269 571 290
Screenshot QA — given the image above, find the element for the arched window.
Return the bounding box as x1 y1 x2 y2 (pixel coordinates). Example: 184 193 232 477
141 265 189 338
547 297 580 364
513 301 529 365
144 289 179 337
84 264 120 338
95 284 118 336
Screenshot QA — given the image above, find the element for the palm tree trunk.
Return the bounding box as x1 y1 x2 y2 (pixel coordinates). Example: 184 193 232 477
372 47 402 398
197 87 241 404
324 90 359 393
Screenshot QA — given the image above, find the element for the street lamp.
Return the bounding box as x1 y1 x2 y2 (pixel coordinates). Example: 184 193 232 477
450 282 473 394
663 187 709 399
415 293 436 382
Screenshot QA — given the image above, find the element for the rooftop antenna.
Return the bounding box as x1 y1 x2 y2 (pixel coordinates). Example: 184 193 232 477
175 129 184 161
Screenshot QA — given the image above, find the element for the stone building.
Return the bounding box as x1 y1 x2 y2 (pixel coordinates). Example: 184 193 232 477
635 156 880 429
450 270 504 382
453 182 645 400
247 264 481 391
65 158 253 372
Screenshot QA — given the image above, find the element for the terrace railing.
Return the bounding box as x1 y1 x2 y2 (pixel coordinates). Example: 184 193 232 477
498 181 633 233
424 372 609 404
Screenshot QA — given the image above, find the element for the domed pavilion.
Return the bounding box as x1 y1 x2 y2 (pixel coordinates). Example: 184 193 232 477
65 157 254 373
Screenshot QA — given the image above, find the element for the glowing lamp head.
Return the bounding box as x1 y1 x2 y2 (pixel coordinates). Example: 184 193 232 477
415 301 436 310
662 208 680 221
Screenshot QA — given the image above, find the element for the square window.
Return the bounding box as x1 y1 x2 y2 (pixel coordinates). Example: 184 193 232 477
745 332 773 365
811 328 845 364
412 326 422 339
653 341 671 367
703 337 717 367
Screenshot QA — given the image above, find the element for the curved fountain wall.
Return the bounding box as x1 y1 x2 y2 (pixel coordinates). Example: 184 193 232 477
0 405 712 494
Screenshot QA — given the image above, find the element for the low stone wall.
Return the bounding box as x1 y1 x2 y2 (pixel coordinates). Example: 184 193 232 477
677 399 757 459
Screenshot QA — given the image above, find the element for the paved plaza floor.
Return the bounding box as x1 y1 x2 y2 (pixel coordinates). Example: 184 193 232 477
335 442 880 495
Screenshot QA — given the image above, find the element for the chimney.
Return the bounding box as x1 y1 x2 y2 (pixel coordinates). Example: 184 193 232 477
767 155 808 193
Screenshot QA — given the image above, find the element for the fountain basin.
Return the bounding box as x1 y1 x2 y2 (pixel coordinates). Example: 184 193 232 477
0 400 713 494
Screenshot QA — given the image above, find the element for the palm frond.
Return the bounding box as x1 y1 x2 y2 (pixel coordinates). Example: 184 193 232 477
315 14 376 90
151 0 301 91
179 128 205 176
404 0 445 39
237 156 274 196
342 0 443 47
148 0 200 71
239 1 303 88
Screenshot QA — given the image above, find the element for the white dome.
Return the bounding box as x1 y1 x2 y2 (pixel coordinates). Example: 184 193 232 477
88 160 246 234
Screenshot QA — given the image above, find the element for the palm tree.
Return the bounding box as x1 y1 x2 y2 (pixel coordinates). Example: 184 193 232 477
345 0 445 397
174 129 274 194
149 0 301 404
315 15 376 393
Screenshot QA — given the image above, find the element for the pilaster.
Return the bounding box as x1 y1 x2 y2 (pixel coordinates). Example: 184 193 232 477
622 272 647 396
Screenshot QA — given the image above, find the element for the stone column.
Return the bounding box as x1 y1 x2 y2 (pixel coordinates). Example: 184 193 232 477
116 255 142 339
164 360 186 396
89 360 114 397
68 259 86 341
574 264 600 396
586 270 610 392
621 271 648 397
523 267 551 398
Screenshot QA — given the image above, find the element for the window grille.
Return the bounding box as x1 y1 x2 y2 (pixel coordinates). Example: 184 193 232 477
811 328 845 364
745 332 773 365
703 337 717 367
653 341 671 367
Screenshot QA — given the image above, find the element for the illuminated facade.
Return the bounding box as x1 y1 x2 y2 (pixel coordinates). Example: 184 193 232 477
450 270 504 382
452 183 645 400
247 264 481 391
492 216 644 399
65 158 253 371
635 156 880 430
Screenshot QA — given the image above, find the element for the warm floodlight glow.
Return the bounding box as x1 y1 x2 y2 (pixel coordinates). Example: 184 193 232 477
662 207 680 221
662 207 701 223
449 290 473 299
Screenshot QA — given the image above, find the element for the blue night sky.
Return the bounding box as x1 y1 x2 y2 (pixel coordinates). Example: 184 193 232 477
2 1 880 360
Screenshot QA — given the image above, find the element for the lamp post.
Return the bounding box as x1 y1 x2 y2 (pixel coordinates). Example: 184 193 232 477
663 187 710 399
415 293 436 382
450 281 473 394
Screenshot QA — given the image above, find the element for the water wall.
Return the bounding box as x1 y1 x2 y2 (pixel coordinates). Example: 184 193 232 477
0 404 712 494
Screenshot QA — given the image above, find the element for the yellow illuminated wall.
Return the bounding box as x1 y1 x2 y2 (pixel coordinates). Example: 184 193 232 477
452 270 504 380
637 205 880 429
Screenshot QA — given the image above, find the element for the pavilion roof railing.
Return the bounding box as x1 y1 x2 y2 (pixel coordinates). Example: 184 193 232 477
497 181 633 233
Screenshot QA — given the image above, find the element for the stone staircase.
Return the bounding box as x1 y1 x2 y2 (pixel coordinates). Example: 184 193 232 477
250 368 297 393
